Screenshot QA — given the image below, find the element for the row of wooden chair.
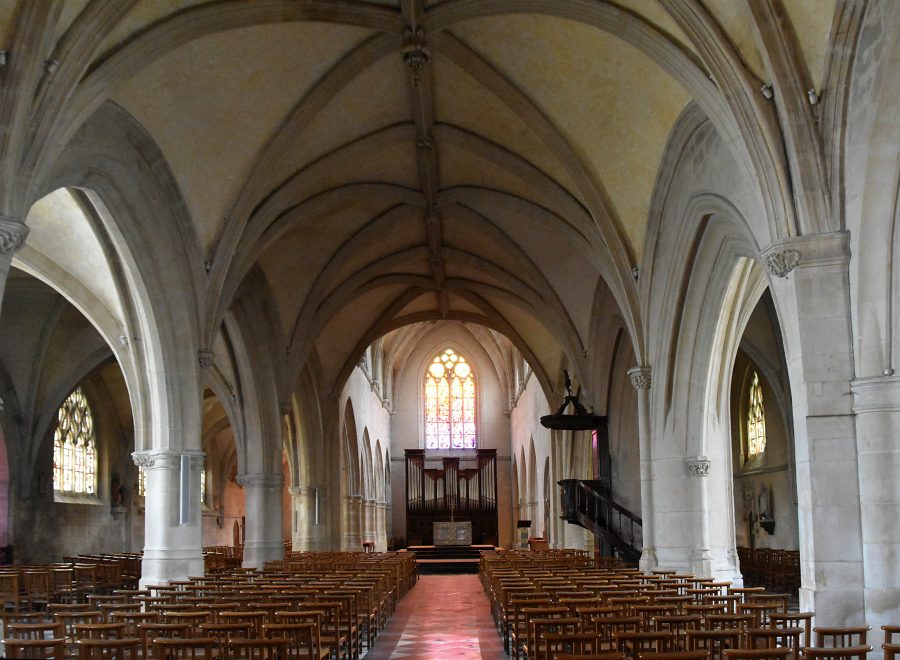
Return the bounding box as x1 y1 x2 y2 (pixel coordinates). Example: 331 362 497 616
479 551 897 660
2 550 417 659
738 549 799 594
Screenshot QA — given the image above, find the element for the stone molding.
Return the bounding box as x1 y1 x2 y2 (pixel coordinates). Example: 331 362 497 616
198 349 215 369
236 473 284 488
401 25 430 85
0 216 29 255
760 230 850 278
851 375 900 413
132 450 205 470
686 457 711 477
628 366 652 390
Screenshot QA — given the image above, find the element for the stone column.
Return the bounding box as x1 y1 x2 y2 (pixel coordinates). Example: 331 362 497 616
289 486 317 551
238 473 284 569
628 367 657 573
375 502 388 551
0 217 29 322
134 450 204 585
363 499 377 546
850 376 900 636
762 232 865 624
686 457 714 577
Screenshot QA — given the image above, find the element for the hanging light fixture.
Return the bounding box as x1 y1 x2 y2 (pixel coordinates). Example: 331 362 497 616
540 371 605 431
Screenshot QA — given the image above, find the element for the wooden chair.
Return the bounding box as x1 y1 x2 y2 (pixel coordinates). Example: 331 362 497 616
541 631 606 657
770 613 814 650
154 637 218 659
3 637 67 659
639 652 711 660
528 616 580 660
0 571 22 612
262 622 325 659
615 630 675 657
554 653 628 660
6 622 65 640
883 643 899 660
686 628 743 660
884 626 900 645
22 572 52 612
73 622 127 639
655 615 703 651
722 650 791 660
136 622 192 658
747 627 803 659
813 627 871 648
229 637 290 659
595 616 643 651
801 647 872 660
75 638 140 660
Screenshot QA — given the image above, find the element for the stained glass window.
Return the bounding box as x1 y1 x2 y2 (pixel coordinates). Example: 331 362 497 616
425 348 476 449
137 468 145 498
200 468 207 505
746 371 767 457
52 387 97 495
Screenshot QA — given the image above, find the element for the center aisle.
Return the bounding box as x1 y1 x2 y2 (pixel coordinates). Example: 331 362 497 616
363 574 506 659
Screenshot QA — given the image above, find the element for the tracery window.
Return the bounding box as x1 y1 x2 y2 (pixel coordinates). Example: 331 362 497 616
424 348 476 449
52 387 97 495
746 371 767 457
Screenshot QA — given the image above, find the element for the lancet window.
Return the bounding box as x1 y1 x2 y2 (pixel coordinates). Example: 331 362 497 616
424 348 476 449
53 387 97 495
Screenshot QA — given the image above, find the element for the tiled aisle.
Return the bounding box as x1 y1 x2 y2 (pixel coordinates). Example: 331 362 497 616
363 574 506 659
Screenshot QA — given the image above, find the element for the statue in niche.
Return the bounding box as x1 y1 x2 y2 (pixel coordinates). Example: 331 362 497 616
758 484 770 520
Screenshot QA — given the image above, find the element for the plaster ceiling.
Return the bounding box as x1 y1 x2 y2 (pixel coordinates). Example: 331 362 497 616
16 0 841 399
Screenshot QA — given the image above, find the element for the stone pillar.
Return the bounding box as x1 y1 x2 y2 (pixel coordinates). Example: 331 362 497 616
0 217 29 322
762 232 865 624
686 457 714 577
850 376 900 635
628 367 657 573
375 502 388 551
134 450 204 585
363 499 376 546
342 494 363 550
238 473 284 569
289 486 318 551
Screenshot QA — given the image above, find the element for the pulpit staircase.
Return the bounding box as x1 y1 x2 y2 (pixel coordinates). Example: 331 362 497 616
559 479 643 564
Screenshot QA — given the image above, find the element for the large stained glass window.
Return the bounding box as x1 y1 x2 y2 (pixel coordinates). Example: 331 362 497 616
53 387 97 495
425 348 476 449
746 371 767 457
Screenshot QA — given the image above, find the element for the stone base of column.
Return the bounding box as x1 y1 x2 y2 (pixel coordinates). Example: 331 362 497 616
691 548 714 579
140 548 204 587
639 547 658 574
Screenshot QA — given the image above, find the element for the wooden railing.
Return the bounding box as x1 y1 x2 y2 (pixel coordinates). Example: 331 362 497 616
559 479 642 563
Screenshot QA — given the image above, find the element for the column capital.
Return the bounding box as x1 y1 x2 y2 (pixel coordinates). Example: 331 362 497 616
198 349 215 369
760 230 849 278
0 216 29 255
686 456 711 477
628 366 652 390
132 449 204 470
236 473 284 488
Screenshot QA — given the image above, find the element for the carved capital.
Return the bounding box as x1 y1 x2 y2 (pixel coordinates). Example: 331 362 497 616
765 249 800 278
236 473 284 489
132 452 155 468
198 349 215 369
401 26 430 86
686 457 711 477
761 231 849 278
0 216 29 255
132 450 204 470
627 367 652 391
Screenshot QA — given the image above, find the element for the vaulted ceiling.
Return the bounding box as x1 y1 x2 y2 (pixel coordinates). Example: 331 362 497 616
5 0 838 400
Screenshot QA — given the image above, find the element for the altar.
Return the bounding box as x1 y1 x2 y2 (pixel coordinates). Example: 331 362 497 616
433 521 472 546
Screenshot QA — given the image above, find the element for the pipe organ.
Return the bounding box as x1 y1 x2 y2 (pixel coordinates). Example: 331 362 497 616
405 449 498 545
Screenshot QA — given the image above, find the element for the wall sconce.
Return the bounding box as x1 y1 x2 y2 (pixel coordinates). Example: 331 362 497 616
807 89 819 105
760 84 774 100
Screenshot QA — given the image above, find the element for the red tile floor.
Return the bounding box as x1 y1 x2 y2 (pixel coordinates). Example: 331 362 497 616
363 574 506 659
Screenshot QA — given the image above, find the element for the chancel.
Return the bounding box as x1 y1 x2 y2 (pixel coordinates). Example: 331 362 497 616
0 1 898 658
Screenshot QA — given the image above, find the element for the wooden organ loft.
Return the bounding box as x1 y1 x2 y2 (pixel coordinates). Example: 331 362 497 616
404 449 498 546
